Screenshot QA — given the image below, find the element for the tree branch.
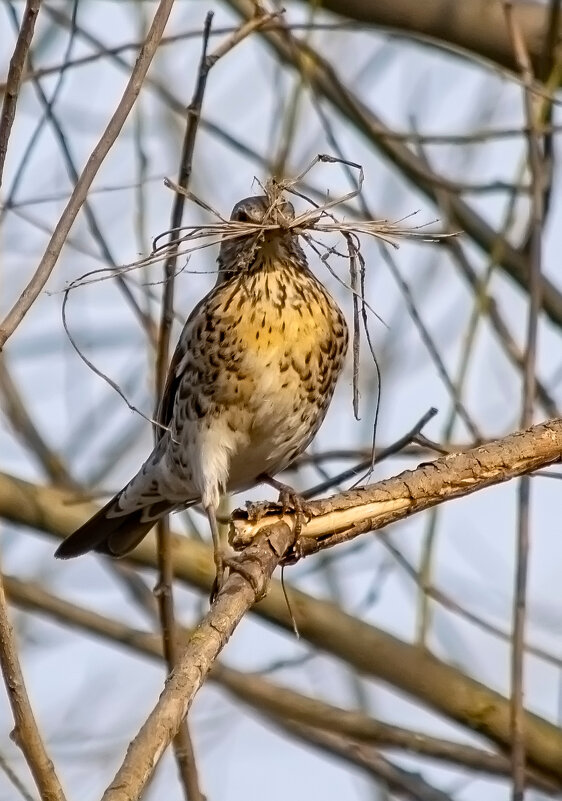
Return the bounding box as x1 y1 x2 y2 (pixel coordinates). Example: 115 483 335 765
294 0 561 79
0 568 66 801
0 0 42 189
0 0 176 349
99 521 294 801
2 421 562 779
5 574 559 793
231 418 562 555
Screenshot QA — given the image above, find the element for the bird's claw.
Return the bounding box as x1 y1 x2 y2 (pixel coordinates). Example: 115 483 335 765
276 486 313 537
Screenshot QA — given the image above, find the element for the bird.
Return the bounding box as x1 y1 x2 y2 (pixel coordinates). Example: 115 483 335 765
55 194 349 590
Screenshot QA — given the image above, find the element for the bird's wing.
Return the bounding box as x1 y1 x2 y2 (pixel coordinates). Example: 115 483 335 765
157 296 206 431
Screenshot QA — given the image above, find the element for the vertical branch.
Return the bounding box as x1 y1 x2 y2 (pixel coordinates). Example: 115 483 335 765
0 0 42 189
152 16 214 801
502 4 545 800
0 565 66 801
151 9 281 796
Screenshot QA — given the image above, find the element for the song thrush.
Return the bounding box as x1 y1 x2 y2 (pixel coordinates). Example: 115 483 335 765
55 195 349 588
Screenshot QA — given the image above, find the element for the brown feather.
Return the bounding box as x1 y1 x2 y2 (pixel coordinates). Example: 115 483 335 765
54 496 175 559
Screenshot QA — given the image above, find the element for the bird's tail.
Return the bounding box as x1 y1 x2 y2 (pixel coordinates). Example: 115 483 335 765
55 492 176 559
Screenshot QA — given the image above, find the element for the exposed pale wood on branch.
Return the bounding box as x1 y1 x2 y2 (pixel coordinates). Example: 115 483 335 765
1 420 562 778
231 418 562 555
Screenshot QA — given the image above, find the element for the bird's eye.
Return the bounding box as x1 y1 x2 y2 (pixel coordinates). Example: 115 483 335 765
235 210 249 222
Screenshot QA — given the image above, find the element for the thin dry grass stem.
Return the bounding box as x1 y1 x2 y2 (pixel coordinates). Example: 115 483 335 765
60 288 171 435
0 565 66 801
57 156 453 434
347 235 361 421
0 0 177 350
301 102 387 472
503 4 546 800
0 0 42 189
55 154 454 298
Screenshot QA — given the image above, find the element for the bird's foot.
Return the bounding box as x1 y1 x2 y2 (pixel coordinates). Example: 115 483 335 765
263 476 314 537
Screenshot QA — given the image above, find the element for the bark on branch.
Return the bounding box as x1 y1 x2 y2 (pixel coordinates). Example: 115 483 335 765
230 418 562 556
99 521 294 801
1 420 562 779
0 570 66 801
295 0 559 80
5 574 559 793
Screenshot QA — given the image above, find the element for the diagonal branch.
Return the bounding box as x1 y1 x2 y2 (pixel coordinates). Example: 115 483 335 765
278 719 456 801
99 521 294 801
0 0 176 350
1 420 562 778
0 567 66 801
5 575 559 793
231 418 562 554
0 0 42 189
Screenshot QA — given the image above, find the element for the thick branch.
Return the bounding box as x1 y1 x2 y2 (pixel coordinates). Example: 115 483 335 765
2 421 562 779
5 575 559 793
99 521 293 801
295 0 559 79
231 418 562 554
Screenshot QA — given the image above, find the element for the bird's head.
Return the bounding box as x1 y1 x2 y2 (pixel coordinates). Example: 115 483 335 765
216 195 304 282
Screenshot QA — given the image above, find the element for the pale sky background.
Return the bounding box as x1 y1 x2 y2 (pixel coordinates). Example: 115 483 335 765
1 2 562 800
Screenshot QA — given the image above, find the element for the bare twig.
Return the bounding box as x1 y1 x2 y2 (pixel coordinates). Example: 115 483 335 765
301 407 438 498
0 0 42 189
503 5 545 799
152 14 214 801
0 750 36 801
381 534 562 672
0 566 66 801
0 0 176 349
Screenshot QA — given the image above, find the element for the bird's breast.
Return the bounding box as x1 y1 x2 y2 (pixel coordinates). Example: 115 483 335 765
222 268 347 443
